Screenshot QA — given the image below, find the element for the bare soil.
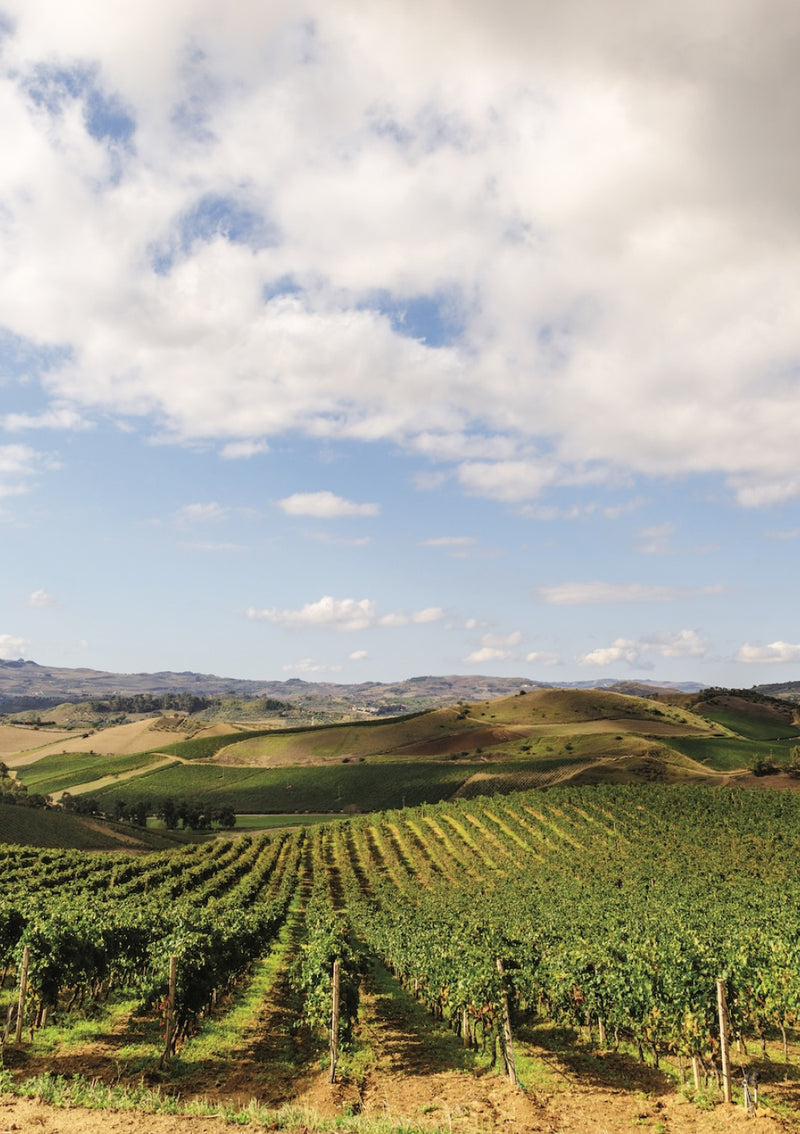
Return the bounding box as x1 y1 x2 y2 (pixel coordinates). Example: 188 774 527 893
4 956 800 1132
1 1066 795 1133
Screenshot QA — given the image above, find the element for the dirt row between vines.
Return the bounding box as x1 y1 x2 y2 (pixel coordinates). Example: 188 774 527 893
3 958 797 1134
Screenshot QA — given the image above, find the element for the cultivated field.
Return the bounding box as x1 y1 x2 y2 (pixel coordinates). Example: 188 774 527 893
3 688 798 835
2 784 799 1133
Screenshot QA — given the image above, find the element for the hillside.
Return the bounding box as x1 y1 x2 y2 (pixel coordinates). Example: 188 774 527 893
5 686 793 831
0 803 189 850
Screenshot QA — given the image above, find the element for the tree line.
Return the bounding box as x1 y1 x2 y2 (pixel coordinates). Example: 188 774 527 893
60 792 236 830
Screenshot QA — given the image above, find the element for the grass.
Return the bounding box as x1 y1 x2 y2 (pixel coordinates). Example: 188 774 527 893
14 750 164 794
90 759 497 813
0 803 183 850
152 728 275 761
663 735 797 771
22 993 141 1055
695 706 800 741
2 1072 447 1131
232 813 337 829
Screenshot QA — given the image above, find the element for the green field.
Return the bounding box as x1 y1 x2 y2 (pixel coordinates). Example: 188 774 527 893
228 812 336 830
154 728 275 760
663 734 797 771
89 757 565 813
8 687 799 829
14 750 165 795
693 706 800 741
0 803 186 850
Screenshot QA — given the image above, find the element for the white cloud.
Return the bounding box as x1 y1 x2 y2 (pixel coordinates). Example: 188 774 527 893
277 491 379 518
579 629 707 668
2 406 91 431
537 582 724 606
1 2 800 507
349 649 368 661
465 645 511 664
282 658 342 673
464 629 522 663
246 595 443 632
411 607 445 624
735 641 800 664
174 502 227 523
457 459 561 503
0 633 26 659
220 439 269 459
28 588 54 607
0 444 59 496
526 651 560 666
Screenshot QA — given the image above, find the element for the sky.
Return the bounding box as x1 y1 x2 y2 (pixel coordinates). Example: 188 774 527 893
2 0 800 689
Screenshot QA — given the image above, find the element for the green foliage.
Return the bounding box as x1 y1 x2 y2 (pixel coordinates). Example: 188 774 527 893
663 735 795 771
153 729 276 761
292 894 362 1042
7 782 800 1093
14 750 163 795
90 759 493 813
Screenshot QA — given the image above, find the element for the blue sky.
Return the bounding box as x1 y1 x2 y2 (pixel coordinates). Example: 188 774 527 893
2 0 800 687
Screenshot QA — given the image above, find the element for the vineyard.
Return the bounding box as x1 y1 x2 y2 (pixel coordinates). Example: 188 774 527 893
2 784 800 1131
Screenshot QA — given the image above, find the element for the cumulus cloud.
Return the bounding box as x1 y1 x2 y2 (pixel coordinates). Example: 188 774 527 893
28 588 54 607
2 406 90 431
465 645 511 664
464 630 522 663
579 629 707 668
0 633 26 659
277 491 379 518
1 1 800 507
349 649 368 661
537 582 724 606
734 641 800 664
246 595 443 632
220 439 269 459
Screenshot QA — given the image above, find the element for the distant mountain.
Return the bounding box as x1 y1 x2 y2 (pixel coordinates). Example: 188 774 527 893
0 658 706 714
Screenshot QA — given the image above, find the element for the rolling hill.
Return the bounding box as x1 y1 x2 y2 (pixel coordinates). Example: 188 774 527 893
4 686 796 845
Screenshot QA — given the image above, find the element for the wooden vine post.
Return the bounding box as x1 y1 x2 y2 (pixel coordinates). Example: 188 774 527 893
496 957 518 1087
160 954 177 1068
330 959 341 1084
14 945 29 1044
716 979 732 1104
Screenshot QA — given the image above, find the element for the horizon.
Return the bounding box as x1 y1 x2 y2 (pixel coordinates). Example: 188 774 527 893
0 653 752 694
2 2 800 688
